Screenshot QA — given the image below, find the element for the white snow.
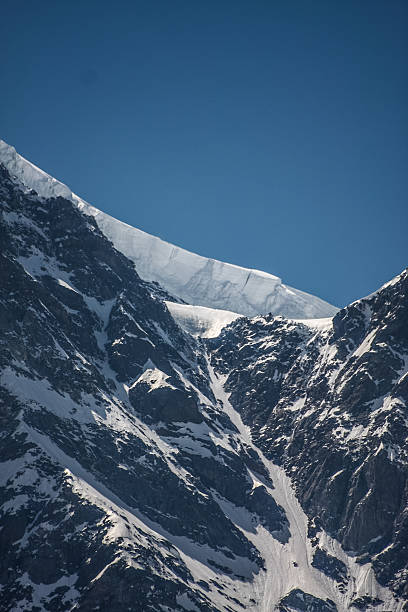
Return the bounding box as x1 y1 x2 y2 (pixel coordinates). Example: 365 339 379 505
165 301 241 338
292 317 333 331
0 138 338 319
57 278 78 293
353 328 377 359
131 367 175 391
285 397 306 412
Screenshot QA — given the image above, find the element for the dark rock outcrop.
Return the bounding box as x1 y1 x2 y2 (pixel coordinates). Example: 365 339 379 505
278 589 337 611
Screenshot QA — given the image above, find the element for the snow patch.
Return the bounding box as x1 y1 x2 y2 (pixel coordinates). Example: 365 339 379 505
166 301 242 338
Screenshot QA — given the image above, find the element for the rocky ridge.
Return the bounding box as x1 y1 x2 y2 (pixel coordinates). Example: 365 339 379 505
210 269 408 602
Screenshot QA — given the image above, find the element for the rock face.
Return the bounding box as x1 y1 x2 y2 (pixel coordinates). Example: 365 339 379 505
278 589 337 612
311 548 348 585
0 155 407 612
210 270 408 602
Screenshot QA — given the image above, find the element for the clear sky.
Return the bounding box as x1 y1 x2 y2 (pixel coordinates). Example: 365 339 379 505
1 0 407 307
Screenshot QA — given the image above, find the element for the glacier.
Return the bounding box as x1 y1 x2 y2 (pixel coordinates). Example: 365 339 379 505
0 139 337 319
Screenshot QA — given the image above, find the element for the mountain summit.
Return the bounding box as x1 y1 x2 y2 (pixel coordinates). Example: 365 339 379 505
0 141 406 611
0 139 337 319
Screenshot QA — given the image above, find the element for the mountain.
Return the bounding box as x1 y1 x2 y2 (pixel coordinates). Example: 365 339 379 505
210 269 408 604
0 139 337 319
0 144 407 611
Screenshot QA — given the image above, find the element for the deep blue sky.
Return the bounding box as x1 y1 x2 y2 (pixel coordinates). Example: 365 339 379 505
1 0 407 307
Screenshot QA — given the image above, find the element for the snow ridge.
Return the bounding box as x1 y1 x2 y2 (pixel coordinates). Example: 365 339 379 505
0 139 337 319
165 301 242 338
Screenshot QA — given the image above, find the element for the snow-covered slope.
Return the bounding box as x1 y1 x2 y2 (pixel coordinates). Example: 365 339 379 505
0 139 338 319
166 301 241 338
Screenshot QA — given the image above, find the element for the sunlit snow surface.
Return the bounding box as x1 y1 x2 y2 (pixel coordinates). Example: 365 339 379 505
0 139 338 319
166 301 242 338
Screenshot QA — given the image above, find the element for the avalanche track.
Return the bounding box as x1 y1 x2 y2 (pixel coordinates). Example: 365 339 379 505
207 362 403 612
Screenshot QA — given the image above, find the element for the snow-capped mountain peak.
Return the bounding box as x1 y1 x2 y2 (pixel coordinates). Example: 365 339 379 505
0 138 337 319
1 143 406 610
